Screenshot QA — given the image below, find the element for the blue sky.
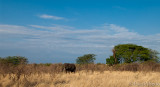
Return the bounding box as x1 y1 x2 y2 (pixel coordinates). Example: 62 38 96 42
0 0 160 63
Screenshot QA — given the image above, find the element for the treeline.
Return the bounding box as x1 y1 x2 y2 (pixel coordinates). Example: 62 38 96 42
0 44 159 69
0 43 160 85
0 55 160 81
0 56 28 65
76 44 160 65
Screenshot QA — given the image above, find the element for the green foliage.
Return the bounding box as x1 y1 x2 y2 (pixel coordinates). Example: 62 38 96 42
96 63 104 65
40 63 52 66
76 54 96 64
44 63 52 66
106 44 159 64
106 56 115 66
0 56 28 65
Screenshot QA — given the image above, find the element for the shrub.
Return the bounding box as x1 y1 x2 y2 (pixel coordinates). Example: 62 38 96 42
0 56 28 65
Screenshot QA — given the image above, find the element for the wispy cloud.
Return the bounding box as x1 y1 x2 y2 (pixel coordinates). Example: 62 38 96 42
0 24 160 63
29 24 74 31
39 14 66 20
1 24 159 49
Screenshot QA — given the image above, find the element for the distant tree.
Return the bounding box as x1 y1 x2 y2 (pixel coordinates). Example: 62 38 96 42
0 56 28 65
106 56 116 66
96 63 105 65
76 54 96 64
106 44 159 65
40 63 52 66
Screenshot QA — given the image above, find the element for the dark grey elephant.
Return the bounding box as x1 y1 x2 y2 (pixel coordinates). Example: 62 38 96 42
62 63 76 73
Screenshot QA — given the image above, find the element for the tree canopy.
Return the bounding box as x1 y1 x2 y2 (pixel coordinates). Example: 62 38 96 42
76 54 96 64
106 44 159 65
0 56 28 65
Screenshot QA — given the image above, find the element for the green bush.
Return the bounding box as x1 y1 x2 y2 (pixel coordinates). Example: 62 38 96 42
76 54 96 64
0 56 28 65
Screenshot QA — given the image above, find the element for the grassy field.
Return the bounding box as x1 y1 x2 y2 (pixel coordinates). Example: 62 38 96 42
0 62 160 87
0 71 160 87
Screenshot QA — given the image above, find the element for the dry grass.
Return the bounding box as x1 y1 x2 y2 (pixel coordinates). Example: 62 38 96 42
0 71 160 87
0 62 160 87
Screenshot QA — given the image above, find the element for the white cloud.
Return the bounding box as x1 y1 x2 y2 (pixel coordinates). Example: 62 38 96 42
0 24 159 49
29 24 74 31
0 24 29 34
0 24 160 63
39 14 66 20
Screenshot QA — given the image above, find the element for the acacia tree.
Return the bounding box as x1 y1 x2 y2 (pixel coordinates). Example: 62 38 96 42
106 44 159 65
76 54 96 64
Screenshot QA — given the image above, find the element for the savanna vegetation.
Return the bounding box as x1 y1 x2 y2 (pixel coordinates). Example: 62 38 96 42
0 44 160 87
106 44 159 65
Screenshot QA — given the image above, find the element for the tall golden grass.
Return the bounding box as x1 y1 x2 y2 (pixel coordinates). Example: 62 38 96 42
1 71 160 87
0 62 160 87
